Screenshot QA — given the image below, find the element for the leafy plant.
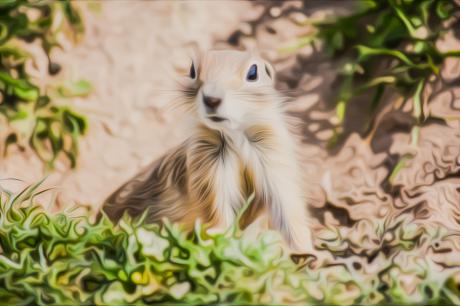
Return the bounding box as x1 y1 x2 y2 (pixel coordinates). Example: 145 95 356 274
0 182 459 305
314 0 459 145
0 182 311 305
280 0 460 179
0 0 89 168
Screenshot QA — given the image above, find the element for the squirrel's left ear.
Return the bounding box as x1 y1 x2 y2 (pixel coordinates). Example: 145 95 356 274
263 61 275 81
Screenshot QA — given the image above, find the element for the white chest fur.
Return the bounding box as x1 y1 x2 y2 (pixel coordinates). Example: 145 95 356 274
189 121 313 252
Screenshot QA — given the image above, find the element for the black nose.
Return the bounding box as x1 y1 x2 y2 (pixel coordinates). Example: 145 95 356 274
203 95 222 110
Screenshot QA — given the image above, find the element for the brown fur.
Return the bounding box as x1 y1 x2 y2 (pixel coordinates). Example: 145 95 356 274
102 124 272 230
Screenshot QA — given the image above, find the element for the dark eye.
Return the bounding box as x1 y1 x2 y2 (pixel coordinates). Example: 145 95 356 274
246 64 258 81
189 62 196 79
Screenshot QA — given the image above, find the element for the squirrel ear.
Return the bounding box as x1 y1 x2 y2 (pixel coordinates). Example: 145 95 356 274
263 61 275 81
185 42 202 68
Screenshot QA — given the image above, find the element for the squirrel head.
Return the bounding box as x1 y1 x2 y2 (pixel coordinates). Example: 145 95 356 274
179 50 280 132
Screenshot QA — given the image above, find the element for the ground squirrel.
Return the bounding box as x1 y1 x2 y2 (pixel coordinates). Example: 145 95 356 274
102 50 312 252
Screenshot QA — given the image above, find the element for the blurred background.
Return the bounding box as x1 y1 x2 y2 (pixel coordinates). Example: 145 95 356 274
1 0 460 302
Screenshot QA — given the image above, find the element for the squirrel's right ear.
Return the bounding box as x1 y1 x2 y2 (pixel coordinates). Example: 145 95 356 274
186 43 202 79
189 61 197 79
189 42 202 57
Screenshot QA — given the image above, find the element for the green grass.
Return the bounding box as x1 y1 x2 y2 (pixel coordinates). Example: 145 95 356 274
0 182 460 305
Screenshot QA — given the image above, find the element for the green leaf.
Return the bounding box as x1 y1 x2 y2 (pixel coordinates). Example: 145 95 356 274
0 45 29 60
0 72 39 101
418 0 434 25
57 79 92 98
442 50 460 58
13 85 39 102
280 36 316 54
0 0 16 7
358 76 396 91
332 31 344 50
356 45 416 67
61 107 87 135
389 0 420 38
336 100 346 122
30 118 55 165
63 115 80 168
8 108 28 121
413 80 424 121
61 1 84 33
389 154 414 185
35 96 50 109
0 22 8 43
436 1 453 19
369 83 385 113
